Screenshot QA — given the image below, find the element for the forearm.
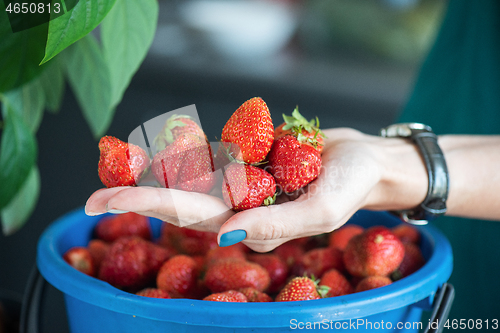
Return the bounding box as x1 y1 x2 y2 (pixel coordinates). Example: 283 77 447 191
364 134 500 220
439 135 500 220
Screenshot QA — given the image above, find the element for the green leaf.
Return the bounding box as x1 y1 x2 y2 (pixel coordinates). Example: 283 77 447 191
101 0 158 108
41 0 118 64
65 34 114 138
2 78 46 133
0 3 49 92
38 57 65 113
1 165 40 235
0 106 37 211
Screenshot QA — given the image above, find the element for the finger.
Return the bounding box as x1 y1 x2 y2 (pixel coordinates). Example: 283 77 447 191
104 187 234 227
85 187 133 216
217 197 335 250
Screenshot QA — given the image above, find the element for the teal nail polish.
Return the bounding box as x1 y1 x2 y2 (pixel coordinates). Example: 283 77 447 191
219 230 247 247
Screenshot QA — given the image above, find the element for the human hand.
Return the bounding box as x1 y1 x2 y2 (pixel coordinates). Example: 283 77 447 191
85 127 429 252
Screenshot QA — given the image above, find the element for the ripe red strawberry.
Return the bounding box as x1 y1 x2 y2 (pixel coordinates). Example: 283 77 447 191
273 242 305 268
205 245 247 267
391 224 421 244
318 269 353 297
94 213 152 242
158 223 218 256
203 290 248 302
239 287 273 302
63 247 96 276
392 242 425 280
292 247 344 278
98 136 150 188
98 236 154 291
87 239 110 271
247 254 288 293
343 226 405 277
221 97 274 164
157 255 200 299
204 259 270 293
222 163 276 211
275 277 328 302
267 135 322 193
354 276 392 293
151 133 215 193
154 114 206 151
149 243 176 273
329 224 364 251
274 107 325 154
136 288 171 299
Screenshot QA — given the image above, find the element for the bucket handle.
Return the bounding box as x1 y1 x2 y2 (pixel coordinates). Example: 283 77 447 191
423 283 455 333
20 265 46 333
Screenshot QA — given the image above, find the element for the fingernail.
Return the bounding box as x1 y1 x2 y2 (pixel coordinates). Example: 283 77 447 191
85 205 103 216
219 230 247 247
107 209 129 214
85 210 103 216
105 204 129 214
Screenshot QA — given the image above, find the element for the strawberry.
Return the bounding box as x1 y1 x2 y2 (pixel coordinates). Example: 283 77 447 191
156 255 200 299
205 245 247 267
343 226 405 277
136 288 171 299
267 135 322 193
203 290 248 302
154 114 206 152
274 107 325 153
157 223 218 256
239 287 273 302
63 247 96 276
275 276 328 302
391 242 425 280
98 136 150 188
318 269 353 297
151 133 215 194
222 163 276 211
292 247 344 278
329 224 364 251
98 236 155 291
148 243 175 273
391 224 421 244
221 97 274 164
94 212 152 242
247 254 288 293
87 239 110 271
354 276 392 293
204 259 270 293
273 242 305 268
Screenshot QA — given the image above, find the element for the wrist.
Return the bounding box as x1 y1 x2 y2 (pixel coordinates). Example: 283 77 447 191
363 137 428 212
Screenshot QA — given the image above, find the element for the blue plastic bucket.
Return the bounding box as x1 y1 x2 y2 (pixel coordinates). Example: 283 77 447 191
37 208 453 332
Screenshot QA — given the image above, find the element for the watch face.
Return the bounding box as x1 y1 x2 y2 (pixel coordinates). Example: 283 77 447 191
380 123 432 138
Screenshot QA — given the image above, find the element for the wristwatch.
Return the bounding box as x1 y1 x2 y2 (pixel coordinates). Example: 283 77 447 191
380 123 449 225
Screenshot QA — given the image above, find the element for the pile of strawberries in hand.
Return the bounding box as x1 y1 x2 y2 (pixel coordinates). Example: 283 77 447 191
77 97 427 302
97 97 325 210
63 212 425 302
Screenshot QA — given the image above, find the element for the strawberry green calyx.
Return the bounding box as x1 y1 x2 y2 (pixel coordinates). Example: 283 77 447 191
263 193 277 206
154 114 206 152
282 107 326 147
310 274 330 298
317 285 331 298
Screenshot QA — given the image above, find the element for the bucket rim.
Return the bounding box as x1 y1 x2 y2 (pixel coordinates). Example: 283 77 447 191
37 208 453 328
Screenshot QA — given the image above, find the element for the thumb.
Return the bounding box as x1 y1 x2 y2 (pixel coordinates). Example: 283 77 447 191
217 197 333 252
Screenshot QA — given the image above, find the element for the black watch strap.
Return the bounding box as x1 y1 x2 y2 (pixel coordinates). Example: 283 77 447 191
380 123 449 225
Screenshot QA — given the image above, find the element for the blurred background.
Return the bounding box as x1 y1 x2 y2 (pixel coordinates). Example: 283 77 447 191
0 0 446 331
